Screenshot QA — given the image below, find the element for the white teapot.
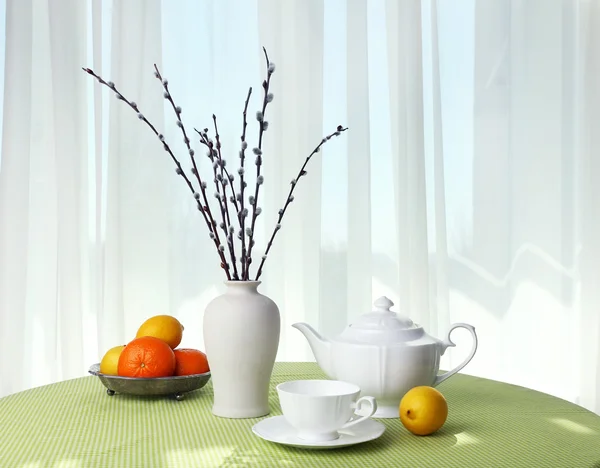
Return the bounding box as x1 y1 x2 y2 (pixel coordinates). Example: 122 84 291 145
293 296 478 418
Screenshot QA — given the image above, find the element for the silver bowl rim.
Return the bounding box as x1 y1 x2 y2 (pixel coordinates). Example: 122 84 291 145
88 363 211 381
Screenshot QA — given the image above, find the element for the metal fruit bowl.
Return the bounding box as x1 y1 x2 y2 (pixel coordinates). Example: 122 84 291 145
88 363 211 400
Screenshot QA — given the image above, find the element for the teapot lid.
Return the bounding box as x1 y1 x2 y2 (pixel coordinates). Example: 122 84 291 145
338 296 426 345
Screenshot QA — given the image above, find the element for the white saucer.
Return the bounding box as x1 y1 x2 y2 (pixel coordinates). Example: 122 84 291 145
252 415 386 450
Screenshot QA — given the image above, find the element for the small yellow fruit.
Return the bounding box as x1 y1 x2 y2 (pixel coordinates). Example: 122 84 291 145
99 345 125 375
399 386 448 436
136 315 184 349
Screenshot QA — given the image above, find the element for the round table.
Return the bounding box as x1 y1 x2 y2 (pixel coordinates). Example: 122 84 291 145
1 363 599 467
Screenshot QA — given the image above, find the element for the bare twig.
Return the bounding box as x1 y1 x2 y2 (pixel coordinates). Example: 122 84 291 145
254 125 348 281
82 66 232 280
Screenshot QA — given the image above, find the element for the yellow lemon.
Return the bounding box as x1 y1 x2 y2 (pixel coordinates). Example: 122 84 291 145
136 315 184 349
399 386 448 436
99 345 125 375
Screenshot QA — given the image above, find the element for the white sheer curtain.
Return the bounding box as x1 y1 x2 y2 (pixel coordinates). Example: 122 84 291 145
0 0 598 415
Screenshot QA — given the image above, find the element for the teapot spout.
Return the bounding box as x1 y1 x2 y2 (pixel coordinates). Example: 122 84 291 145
292 323 334 378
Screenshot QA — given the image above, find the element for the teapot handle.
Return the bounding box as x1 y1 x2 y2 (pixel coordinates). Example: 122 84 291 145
433 323 478 387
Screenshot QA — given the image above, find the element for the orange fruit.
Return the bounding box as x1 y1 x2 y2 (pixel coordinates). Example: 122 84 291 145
99 345 126 375
117 336 176 378
174 348 210 376
399 386 448 436
136 315 184 349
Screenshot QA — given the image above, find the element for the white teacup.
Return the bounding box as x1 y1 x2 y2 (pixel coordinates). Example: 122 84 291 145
276 379 378 442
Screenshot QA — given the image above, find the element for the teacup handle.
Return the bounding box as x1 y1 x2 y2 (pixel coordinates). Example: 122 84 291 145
433 323 478 387
341 396 377 430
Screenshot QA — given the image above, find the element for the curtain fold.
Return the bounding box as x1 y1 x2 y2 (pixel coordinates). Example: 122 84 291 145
258 0 325 361
49 0 88 382
0 0 33 396
0 0 598 416
346 0 372 328
386 0 430 334
428 0 450 343
579 0 600 413
100 0 168 355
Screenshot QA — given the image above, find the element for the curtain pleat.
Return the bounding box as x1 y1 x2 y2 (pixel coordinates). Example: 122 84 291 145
258 0 325 360
386 0 429 330
579 0 600 413
90 0 104 362
48 0 88 380
429 0 450 343
0 0 33 396
101 0 167 353
346 0 372 325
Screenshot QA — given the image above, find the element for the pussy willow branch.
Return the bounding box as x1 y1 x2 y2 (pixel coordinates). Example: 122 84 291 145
245 47 273 279
213 115 241 279
254 125 348 281
198 128 230 233
194 128 241 215
152 64 233 278
195 128 243 278
82 66 232 280
208 134 240 280
212 115 232 229
239 87 253 279
200 122 240 280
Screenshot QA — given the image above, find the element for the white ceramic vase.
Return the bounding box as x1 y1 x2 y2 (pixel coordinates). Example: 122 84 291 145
203 281 280 418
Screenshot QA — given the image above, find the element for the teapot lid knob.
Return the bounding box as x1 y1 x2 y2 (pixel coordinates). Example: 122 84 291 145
340 295 421 343
373 296 394 311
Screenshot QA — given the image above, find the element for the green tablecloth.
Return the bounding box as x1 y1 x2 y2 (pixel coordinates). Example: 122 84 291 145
1 362 599 467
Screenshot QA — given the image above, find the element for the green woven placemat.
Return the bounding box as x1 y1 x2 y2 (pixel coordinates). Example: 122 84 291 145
0 362 599 467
